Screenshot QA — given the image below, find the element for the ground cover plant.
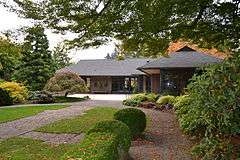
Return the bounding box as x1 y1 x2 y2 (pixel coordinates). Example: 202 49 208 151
36 107 119 133
0 105 67 123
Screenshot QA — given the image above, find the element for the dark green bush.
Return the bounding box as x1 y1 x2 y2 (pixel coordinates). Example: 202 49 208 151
61 132 119 160
87 120 132 152
0 88 13 106
123 98 141 107
114 108 146 136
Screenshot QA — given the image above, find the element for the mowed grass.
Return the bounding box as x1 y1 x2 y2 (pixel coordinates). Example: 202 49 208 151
0 105 67 123
0 137 78 160
36 107 119 134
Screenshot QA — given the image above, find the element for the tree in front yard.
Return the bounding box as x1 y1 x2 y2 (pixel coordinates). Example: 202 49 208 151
44 71 88 96
13 26 54 91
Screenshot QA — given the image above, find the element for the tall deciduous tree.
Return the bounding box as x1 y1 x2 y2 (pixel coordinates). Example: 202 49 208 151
52 43 71 70
0 37 21 81
14 26 54 91
1 0 239 55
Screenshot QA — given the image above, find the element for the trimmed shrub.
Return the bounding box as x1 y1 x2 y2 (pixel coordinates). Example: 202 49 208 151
44 71 88 94
29 91 55 104
123 93 159 107
0 82 28 103
61 133 119 160
114 108 146 136
87 120 132 152
0 88 13 106
157 95 175 105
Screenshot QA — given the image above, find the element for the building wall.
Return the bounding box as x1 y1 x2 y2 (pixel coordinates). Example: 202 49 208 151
90 76 112 93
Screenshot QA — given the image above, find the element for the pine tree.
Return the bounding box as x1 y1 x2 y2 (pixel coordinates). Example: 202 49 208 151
14 26 54 91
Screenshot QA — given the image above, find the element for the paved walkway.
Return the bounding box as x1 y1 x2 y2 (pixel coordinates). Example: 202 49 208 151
129 109 193 160
0 100 123 140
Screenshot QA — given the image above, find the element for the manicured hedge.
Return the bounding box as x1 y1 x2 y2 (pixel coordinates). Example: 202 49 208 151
114 108 146 136
61 133 119 160
62 120 132 160
87 120 132 152
123 93 159 107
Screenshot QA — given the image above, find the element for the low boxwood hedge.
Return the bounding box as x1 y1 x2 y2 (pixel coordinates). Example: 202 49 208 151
114 108 146 137
61 132 118 160
62 120 132 160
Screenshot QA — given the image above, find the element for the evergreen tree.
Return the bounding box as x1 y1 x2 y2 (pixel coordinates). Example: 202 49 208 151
14 26 54 91
52 43 71 70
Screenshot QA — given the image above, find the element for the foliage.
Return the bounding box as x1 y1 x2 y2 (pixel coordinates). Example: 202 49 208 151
4 0 239 55
156 95 175 105
0 105 67 123
174 95 191 110
61 133 119 160
52 43 71 70
53 96 89 103
29 91 55 104
176 53 240 159
0 88 13 106
123 93 159 107
0 81 28 103
13 26 54 91
114 108 146 136
87 120 132 152
44 71 88 94
0 37 21 81
36 107 118 134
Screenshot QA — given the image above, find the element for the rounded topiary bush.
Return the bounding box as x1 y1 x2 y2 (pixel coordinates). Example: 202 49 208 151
157 95 175 105
114 108 146 137
0 88 13 106
87 120 132 152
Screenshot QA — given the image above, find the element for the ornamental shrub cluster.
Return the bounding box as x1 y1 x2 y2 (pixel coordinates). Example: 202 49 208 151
62 108 147 160
156 95 175 105
123 93 159 107
0 81 28 103
44 71 89 94
0 88 13 106
175 54 240 159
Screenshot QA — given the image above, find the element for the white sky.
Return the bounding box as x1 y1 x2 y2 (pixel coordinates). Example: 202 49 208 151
0 6 115 62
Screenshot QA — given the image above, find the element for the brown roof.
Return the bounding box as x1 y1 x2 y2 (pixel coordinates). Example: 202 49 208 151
167 41 229 59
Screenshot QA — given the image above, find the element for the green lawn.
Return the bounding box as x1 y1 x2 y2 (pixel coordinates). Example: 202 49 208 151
0 137 77 160
0 105 67 123
36 107 119 134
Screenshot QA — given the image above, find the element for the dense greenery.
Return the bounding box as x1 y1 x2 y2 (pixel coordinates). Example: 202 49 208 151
0 105 67 123
36 107 118 133
114 108 146 137
175 54 240 159
87 120 132 152
123 93 159 107
13 26 54 91
0 88 13 106
0 37 21 81
3 0 239 56
62 133 120 160
44 71 88 95
0 81 28 103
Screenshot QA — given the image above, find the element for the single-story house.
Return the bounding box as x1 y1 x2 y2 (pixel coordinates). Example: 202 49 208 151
61 46 223 95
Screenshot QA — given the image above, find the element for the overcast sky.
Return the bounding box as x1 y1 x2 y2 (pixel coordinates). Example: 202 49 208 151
0 6 115 62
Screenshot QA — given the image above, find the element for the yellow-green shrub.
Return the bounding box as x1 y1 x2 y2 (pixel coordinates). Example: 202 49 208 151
157 95 175 105
0 82 28 103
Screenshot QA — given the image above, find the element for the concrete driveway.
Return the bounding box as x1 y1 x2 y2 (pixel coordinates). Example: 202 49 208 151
69 94 132 101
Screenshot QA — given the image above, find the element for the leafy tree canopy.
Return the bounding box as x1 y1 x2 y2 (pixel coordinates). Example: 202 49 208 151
1 0 239 56
0 37 21 80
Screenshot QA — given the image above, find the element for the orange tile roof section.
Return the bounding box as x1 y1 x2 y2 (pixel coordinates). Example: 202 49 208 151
167 41 228 59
